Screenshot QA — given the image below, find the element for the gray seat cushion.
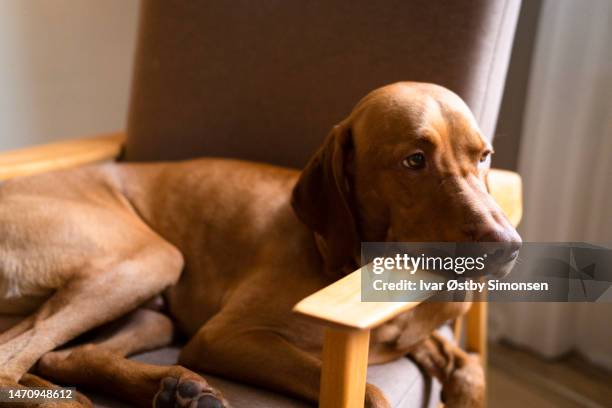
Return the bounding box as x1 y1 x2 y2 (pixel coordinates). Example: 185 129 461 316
90 326 451 408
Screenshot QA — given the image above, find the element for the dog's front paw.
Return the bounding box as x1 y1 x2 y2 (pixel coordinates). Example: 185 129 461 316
154 371 228 408
365 383 391 408
441 354 485 408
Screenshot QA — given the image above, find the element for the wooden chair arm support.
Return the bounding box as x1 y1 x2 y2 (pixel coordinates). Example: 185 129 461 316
0 132 125 181
293 168 522 408
486 168 522 228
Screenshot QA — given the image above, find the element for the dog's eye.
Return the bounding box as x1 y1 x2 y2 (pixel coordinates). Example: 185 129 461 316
402 153 426 170
480 151 492 163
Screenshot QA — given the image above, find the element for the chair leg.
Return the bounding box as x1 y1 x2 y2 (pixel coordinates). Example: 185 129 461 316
319 327 371 408
465 300 488 366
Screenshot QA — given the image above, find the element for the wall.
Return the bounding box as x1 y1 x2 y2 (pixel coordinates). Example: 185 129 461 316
492 0 542 170
0 0 139 151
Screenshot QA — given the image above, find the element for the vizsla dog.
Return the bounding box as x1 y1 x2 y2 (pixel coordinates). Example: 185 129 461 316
0 82 520 408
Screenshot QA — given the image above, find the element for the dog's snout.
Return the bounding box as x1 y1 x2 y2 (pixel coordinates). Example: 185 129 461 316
476 227 522 263
476 227 521 246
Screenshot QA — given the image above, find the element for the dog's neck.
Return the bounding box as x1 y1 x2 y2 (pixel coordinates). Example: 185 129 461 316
313 233 359 278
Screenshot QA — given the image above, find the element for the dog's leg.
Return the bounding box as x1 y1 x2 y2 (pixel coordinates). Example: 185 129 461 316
0 373 90 408
18 374 93 408
39 307 175 363
37 309 227 408
0 316 35 346
180 327 321 402
0 244 182 384
407 332 484 408
42 351 227 408
178 324 391 408
0 299 179 408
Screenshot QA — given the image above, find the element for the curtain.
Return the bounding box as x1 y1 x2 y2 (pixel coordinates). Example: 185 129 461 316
490 0 612 369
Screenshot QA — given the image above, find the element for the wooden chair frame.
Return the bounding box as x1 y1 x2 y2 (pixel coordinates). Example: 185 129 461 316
0 133 522 408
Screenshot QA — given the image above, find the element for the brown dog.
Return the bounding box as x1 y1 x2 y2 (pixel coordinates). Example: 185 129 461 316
0 82 520 407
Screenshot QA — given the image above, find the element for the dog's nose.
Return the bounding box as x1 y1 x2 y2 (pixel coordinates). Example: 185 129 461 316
476 228 522 263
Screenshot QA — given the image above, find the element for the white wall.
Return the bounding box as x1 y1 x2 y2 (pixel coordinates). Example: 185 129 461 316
0 0 139 151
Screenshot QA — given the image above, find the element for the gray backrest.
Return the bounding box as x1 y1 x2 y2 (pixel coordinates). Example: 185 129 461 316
125 0 520 168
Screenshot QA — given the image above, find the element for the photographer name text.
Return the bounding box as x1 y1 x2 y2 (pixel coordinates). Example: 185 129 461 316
372 279 549 293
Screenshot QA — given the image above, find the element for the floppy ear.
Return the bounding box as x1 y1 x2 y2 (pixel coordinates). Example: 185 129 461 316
291 123 359 276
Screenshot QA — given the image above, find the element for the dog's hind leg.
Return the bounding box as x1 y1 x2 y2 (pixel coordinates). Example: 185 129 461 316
42 350 228 408
40 306 175 363
37 309 228 408
0 377 87 408
0 316 34 345
0 243 183 384
18 374 93 408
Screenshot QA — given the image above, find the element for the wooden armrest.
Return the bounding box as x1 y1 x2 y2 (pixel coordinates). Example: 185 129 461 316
487 168 522 227
0 132 125 181
294 268 422 330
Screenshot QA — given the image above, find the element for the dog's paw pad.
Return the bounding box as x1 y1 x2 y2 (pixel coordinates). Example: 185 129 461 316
154 387 176 408
196 394 225 408
177 380 202 399
154 374 227 408
160 376 179 391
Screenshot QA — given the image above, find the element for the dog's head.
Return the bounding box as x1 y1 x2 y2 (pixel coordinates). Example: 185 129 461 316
292 82 521 276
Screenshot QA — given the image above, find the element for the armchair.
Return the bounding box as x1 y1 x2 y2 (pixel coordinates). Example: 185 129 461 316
1 1 522 406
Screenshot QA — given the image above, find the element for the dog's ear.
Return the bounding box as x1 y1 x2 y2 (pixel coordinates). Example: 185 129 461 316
291 123 359 275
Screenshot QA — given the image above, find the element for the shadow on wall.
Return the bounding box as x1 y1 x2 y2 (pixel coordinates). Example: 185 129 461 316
492 0 542 171
0 0 139 151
